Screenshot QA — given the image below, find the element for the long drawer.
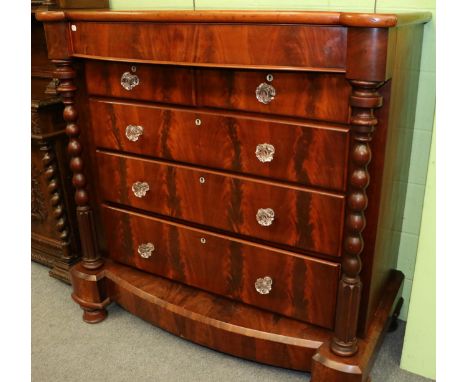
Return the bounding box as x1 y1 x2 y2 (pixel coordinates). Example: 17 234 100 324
96 151 345 257
90 99 350 191
101 205 340 328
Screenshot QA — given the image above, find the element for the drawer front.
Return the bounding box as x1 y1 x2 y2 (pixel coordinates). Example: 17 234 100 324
85 61 195 105
197 69 351 124
102 205 340 328
71 22 346 70
96 151 345 257
90 99 350 191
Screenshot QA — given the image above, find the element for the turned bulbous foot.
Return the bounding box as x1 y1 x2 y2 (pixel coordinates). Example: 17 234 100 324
82 307 108 324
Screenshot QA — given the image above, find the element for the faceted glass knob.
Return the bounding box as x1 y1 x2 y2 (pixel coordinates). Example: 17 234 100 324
256 208 275 226
255 82 276 104
121 72 140 91
132 181 150 198
255 143 275 163
138 242 155 259
125 125 144 142
255 276 273 295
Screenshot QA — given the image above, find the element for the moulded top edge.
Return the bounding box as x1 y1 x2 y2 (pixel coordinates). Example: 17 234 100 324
36 10 432 28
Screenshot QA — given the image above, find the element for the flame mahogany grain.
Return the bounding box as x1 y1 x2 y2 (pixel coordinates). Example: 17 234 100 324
197 69 351 123
71 22 347 70
84 61 196 105
37 9 431 382
102 205 340 328
95 151 345 257
89 98 350 191
68 258 403 374
85 61 351 122
73 258 333 371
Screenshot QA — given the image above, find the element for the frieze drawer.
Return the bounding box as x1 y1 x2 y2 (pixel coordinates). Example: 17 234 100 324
70 21 347 70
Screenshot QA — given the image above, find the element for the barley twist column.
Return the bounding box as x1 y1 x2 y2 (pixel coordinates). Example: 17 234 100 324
331 80 383 357
41 142 71 255
53 59 103 270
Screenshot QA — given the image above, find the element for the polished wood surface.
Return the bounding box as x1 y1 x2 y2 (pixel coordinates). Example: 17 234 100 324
346 28 395 82
31 4 81 282
41 21 70 59
85 61 195 105
197 69 351 123
69 259 403 373
86 63 351 122
339 12 431 27
31 11 55 76
72 22 346 70
54 59 103 270
312 270 404 381
72 258 333 370
331 79 383 357
37 10 431 27
96 151 345 257
102 205 340 328
70 260 110 324
89 98 350 191
37 9 430 382
357 24 426 336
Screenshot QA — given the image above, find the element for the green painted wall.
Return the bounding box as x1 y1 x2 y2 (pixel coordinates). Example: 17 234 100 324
195 0 329 10
109 0 193 10
400 122 436 380
375 0 436 322
108 0 436 378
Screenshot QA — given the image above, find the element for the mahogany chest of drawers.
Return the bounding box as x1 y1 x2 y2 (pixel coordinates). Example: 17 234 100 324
38 10 431 382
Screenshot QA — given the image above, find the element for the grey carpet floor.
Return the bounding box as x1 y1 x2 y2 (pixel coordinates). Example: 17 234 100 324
32 262 434 382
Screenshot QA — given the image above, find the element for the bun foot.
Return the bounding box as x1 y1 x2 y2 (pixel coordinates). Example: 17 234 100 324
70 262 110 324
82 307 108 324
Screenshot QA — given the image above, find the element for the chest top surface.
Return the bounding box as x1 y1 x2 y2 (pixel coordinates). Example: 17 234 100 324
37 10 431 81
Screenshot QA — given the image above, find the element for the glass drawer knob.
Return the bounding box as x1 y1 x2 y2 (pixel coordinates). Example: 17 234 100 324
255 82 276 104
256 208 275 226
255 276 273 295
125 125 144 142
138 242 155 259
132 181 150 198
121 71 140 91
255 143 275 163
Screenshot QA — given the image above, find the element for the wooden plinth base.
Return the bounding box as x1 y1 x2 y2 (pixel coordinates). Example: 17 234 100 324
32 235 79 284
311 271 404 381
70 259 403 381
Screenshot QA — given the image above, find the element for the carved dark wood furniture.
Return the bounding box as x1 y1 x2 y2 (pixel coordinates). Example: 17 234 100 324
31 2 81 282
37 10 431 381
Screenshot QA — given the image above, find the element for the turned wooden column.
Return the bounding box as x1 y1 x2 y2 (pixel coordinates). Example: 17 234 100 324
53 59 103 270
40 141 72 255
331 80 383 357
